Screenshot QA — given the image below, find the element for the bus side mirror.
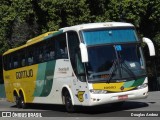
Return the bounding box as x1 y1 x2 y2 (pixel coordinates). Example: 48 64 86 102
79 43 88 62
142 37 155 56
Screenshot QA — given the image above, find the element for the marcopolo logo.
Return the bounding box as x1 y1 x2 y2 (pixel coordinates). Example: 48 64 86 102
58 67 69 74
16 69 33 79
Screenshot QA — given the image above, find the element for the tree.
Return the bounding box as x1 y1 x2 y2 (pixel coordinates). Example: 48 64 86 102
38 0 91 32
86 0 110 22
0 0 160 55
0 0 40 53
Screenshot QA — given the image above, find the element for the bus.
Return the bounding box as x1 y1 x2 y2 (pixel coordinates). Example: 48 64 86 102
2 22 155 112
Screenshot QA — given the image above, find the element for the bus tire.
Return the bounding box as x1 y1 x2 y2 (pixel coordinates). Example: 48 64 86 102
64 91 75 113
14 95 21 108
19 94 27 109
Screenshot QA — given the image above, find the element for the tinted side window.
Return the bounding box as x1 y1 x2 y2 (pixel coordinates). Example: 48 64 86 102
55 33 68 59
3 33 68 70
13 53 18 68
3 55 8 70
19 49 26 67
26 46 34 65
47 40 55 60
68 31 79 67
67 31 85 81
4 54 13 70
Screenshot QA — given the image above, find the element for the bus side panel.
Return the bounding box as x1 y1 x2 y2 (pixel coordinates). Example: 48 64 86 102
3 69 16 102
33 60 56 97
52 59 90 106
3 69 13 102
3 65 38 103
32 59 74 104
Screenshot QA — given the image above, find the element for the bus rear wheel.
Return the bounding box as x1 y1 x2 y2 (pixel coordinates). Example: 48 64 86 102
64 91 75 113
19 95 27 109
14 95 21 108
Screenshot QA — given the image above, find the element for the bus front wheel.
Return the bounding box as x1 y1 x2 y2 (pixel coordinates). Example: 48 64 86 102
64 91 74 113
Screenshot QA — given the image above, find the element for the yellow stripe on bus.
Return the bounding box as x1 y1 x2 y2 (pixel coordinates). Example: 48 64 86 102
92 83 135 92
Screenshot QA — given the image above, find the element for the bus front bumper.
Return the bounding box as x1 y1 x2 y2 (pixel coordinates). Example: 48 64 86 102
86 86 148 106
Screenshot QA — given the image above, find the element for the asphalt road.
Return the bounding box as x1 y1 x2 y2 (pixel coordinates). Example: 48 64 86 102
0 91 160 120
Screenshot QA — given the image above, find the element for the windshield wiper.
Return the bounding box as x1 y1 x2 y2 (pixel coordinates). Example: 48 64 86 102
120 60 137 80
88 60 117 83
106 60 118 83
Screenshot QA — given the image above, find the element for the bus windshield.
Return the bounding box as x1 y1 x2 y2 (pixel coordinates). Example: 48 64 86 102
82 28 146 82
86 44 146 82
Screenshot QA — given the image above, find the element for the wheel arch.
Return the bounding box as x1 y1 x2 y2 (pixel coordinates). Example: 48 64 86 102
13 89 19 102
61 85 75 105
19 89 26 103
13 89 19 96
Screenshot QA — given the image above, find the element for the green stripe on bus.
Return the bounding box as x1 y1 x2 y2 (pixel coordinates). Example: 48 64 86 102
123 80 135 88
34 62 47 96
131 78 145 87
40 60 56 96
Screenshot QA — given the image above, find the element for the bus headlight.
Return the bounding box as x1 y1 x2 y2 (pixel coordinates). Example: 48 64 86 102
137 83 148 89
90 89 108 94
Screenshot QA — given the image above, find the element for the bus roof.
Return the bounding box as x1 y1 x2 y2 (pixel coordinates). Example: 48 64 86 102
60 22 134 32
3 31 58 55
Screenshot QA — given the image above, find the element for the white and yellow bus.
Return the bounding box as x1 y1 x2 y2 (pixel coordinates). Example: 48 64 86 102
3 22 155 112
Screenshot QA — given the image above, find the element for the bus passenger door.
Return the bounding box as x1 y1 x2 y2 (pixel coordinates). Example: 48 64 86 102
75 52 89 105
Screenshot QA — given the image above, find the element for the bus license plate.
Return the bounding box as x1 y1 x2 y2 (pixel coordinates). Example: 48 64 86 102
118 95 128 100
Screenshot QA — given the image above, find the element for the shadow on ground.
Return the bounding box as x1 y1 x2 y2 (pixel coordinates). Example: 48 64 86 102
11 101 149 116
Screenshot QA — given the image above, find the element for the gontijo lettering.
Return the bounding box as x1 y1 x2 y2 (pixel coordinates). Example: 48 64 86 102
16 69 33 79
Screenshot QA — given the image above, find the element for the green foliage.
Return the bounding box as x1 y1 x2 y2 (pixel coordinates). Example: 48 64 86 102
38 0 91 32
0 0 39 53
108 0 148 27
153 33 160 55
0 0 160 56
86 0 110 22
